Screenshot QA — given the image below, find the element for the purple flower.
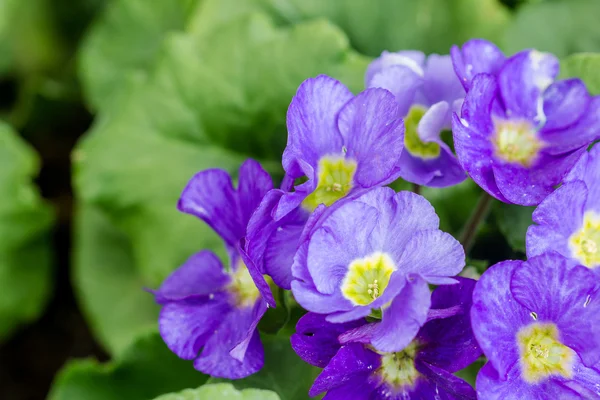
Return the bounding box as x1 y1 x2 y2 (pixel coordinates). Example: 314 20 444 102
527 145 600 274
291 187 465 352
151 160 275 379
244 75 405 291
292 279 480 399
366 51 466 187
472 253 600 399
451 40 600 205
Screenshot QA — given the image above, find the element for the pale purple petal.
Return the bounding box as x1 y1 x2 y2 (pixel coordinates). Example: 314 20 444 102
422 54 465 105
368 65 423 116
394 230 465 281
471 260 530 378
237 159 273 225
511 253 600 367
541 79 590 132
498 50 559 121
370 275 431 352
526 181 587 260
337 88 405 187
451 39 506 90
283 75 351 172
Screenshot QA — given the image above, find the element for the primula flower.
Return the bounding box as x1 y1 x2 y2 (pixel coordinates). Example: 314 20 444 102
472 253 600 399
244 75 405 290
291 187 465 352
366 50 466 187
292 279 481 399
451 39 600 205
151 160 275 379
527 145 600 273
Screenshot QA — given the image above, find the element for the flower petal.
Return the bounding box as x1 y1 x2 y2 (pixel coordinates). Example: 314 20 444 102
492 148 585 206
543 97 600 155
194 305 264 379
476 362 578 400
471 260 530 378
368 65 423 116
451 39 506 90
498 50 559 121
309 343 380 397
423 54 465 105
370 275 431 352
511 253 600 367
178 169 241 248
158 294 232 360
337 88 404 187
237 159 273 225
417 278 481 372
153 250 230 303
307 201 379 294
414 361 477 400
566 144 600 212
395 230 465 281
290 312 364 368
542 79 590 132
283 75 351 173
526 180 587 260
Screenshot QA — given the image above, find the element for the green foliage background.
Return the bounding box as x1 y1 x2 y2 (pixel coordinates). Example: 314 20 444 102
0 0 599 398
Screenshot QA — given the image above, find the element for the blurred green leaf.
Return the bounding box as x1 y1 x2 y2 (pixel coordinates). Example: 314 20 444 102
78 0 200 111
74 11 367 353
493 203 534 253
73 204 160 354
48 331 208 400
421 180 482 236
153 384 280 400
0 121 53 340
260 0 510 56
210 335 319 400
560 53 600 95
503 0 600 57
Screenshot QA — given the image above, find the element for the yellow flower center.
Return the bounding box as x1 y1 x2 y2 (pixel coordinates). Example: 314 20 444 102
377 341 421 389
404 105 441 159
517 322 575 383
302 156 357 211
228 260 262 308
341 252 396 306
569 211 600 269
492 119 544 167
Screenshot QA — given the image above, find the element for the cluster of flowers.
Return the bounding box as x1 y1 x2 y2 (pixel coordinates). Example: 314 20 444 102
150 39 600 399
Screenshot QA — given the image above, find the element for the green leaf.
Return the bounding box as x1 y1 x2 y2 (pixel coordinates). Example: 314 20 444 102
0 121 53 340
420 180 482 236
259 0 510 56
153 384 280 400
48 331 208 400
210 335 319 400
73 11 367 353
78 0 200 110
493 202 534 253
72 204 160 354
503 0 600 58
560 53 600 95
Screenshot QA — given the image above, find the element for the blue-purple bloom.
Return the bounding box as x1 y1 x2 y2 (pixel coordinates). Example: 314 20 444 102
244 75 405 291
451 39 600 205
291 187 465 352
527 145 600 274
151 160 275 379
472 253 600 399
366 51 466 187
292 279 481 399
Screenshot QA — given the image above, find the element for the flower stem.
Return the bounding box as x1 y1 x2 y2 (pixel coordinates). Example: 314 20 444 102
460 191 493 254
412 183 421 195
